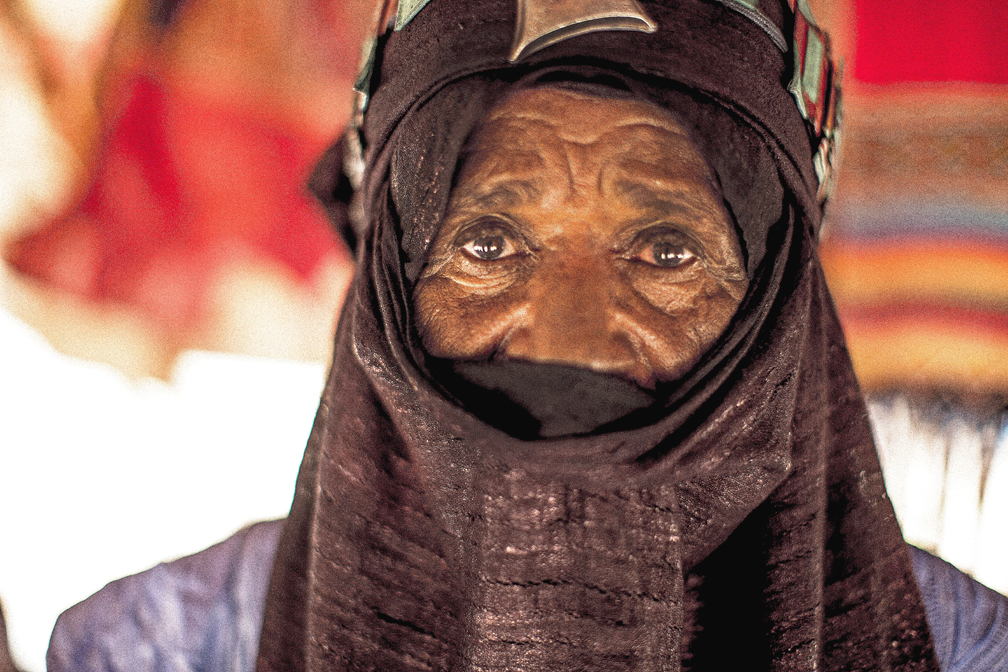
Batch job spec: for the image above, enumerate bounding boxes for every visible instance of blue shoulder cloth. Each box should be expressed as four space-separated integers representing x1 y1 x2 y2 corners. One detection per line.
910 546 1008 672
47 520 283 672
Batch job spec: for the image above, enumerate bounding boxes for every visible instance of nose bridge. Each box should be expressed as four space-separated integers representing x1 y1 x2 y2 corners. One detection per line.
540 251 608 328
513 247 638 370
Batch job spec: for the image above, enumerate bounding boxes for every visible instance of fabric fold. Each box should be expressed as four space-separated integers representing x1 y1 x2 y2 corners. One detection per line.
255 1 940 669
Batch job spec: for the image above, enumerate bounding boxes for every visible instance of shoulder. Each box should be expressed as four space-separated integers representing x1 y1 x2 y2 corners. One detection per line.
48 527 1008 672
909 545 1008 672
47 519 284 672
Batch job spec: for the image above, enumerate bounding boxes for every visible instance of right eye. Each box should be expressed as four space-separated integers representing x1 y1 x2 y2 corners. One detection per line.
457 221 524 261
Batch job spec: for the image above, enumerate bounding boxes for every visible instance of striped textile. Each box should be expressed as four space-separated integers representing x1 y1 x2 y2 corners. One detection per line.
817 0 1008 395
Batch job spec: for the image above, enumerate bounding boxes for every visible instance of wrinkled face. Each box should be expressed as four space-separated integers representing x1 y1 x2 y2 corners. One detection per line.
414 87 748 386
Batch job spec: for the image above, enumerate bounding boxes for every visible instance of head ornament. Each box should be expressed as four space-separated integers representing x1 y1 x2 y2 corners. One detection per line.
350 0 841 211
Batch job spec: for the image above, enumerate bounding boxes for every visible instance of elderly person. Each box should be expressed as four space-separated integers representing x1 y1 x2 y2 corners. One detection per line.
48 0 1008 671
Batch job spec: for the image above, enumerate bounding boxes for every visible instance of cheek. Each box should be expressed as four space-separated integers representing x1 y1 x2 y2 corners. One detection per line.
414 273 529 358
640 274 744 332
621 271 747 378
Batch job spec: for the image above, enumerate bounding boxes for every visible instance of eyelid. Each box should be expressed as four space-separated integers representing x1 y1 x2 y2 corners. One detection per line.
451 216 532 253
622 224 705 260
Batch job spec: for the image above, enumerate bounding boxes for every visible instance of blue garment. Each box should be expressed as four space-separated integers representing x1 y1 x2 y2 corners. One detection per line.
909 546 1008 671
47 520 281 672
47 520 1008 672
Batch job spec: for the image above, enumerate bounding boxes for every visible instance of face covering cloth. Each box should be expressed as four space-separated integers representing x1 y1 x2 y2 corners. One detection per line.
255 1 940 669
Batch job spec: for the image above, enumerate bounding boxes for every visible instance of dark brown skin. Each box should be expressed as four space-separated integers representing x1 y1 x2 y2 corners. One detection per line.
414 88 748 387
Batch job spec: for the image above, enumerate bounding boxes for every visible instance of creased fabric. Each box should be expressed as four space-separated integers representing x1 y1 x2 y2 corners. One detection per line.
41 520 1008 672
256 0 941 670
47 520 282 672
910 547 1008 672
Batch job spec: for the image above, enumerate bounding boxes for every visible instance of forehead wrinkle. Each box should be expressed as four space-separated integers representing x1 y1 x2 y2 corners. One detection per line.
503 118 687 148
487 89 693 143
594 119 692 145
477 114 561 147
466 91 707 208
602 128 709 167
452 179 545 213
603 143 717 191
602 144 716 189
468 138 581 207
456 137 546 191
578 127 702 200
611 177 720 215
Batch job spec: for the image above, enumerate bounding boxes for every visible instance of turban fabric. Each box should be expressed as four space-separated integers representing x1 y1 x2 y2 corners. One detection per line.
255 0 940 669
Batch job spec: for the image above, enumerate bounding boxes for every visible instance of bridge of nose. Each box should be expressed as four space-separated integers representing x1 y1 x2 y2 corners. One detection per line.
502 245 642 376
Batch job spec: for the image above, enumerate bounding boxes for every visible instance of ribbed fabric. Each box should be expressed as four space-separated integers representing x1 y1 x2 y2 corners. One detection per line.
43 521 1008 672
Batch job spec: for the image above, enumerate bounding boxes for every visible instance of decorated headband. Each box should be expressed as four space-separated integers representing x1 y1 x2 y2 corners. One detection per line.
346 0 841 205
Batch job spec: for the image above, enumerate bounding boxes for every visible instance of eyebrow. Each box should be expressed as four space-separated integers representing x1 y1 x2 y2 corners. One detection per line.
611 177 719 217
453 178 544 212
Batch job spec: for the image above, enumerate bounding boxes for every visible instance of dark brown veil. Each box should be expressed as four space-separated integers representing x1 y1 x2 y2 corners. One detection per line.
255 1 940 669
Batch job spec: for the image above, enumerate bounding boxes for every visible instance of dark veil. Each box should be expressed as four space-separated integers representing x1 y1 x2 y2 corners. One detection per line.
256 1 940 669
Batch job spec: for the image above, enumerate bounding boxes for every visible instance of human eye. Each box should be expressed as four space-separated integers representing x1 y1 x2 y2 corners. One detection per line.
629 226 700 269
456 219 526 261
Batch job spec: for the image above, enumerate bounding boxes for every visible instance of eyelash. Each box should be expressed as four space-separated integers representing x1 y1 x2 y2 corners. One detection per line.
447 219 702 269
627 226 703 268
454 219 527 261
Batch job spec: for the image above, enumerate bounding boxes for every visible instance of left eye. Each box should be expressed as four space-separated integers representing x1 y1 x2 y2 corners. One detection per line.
632 231 698 268
645 241 694 267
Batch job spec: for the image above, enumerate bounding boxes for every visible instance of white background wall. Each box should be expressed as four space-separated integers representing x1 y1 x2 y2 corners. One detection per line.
0 301 325 672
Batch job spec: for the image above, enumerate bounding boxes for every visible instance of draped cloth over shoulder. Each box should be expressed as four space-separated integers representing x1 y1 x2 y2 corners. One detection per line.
256 0 941 670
